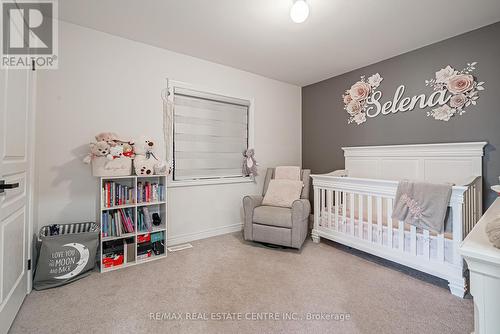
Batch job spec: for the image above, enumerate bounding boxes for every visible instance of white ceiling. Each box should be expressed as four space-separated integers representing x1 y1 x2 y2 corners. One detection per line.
59 0 500 86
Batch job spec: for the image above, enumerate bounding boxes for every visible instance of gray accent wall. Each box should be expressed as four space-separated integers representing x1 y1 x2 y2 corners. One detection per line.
302 22 500 209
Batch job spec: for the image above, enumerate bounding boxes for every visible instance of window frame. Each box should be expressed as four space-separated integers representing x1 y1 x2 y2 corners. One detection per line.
167 80 255 188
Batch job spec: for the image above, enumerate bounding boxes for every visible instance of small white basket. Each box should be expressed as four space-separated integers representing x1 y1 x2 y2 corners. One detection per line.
91 156 132 177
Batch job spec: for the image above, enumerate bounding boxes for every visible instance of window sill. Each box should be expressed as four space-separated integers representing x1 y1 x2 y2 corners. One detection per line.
168 176 254 188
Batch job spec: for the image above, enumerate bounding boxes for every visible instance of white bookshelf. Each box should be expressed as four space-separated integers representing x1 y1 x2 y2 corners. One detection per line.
98 175 167 272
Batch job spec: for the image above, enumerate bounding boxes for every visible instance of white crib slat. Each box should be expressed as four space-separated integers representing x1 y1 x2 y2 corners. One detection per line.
423 229 430 259
410 226 417 256
437 233 445 262
452 201 464 265
358 194 364 239
314 187 320 231
377 196 382 245
323 189 327 226
367 195 373 242
349 193 355 235
334 190 339 231
398 221 404 252
387 198 393 248
327 189 332 229
342 191 347 233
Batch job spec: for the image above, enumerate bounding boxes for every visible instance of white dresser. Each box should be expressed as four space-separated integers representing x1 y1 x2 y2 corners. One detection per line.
460 198 500 334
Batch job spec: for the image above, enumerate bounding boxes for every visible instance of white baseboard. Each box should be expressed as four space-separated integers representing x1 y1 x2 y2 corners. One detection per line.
167 223 243 246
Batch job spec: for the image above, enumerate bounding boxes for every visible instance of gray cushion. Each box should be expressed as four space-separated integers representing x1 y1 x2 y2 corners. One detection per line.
253 206 292 228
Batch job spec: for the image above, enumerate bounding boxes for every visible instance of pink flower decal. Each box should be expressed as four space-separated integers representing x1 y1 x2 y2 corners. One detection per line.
342 74 382 125
447 74 474 95
349 81 371 101
449 94 467 109
426 62 484 121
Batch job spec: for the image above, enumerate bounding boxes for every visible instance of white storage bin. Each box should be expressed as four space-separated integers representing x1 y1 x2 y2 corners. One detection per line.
91 156 132 177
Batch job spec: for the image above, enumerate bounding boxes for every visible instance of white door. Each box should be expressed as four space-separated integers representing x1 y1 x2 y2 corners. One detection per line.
0 63 34 333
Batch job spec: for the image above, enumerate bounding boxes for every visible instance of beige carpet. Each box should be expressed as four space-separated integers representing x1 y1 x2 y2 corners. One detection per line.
10 233 473 334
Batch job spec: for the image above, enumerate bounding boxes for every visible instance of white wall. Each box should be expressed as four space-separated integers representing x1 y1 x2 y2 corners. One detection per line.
34 21 301 244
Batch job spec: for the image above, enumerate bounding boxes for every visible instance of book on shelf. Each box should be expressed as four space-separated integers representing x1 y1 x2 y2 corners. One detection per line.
101 208 135 238
102 181 135 208
137 207 154 232
137 181 165 204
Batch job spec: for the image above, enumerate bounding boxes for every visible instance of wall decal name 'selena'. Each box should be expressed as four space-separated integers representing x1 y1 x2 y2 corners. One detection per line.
342 62 485 125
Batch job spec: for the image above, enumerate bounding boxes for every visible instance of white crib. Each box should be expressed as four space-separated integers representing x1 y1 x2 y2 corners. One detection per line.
311 142 487 297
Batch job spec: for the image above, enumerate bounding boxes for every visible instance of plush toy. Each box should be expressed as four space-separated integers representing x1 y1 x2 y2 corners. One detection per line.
95 132 119 147
121 142 135 158
83 141 110 164
133 136 155 157
133 136 167 175
154 161 168 175
49 224 60 236
242 148 258 177
134 155 157 175
107 145 124 160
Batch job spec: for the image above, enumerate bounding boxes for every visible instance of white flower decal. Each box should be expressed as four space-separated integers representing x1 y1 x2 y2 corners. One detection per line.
353 112 367 125
367 73 383 88
435 65 456 84
429 105 455 122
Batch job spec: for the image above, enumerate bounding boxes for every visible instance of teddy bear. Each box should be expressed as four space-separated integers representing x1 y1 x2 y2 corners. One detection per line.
133 136 155 156
95 132 119 147
113 139 135 158
83 141 110 164
107 145 124 160
133 136 167 175
121 142 135 158
134 155 157 175
242 148 258 177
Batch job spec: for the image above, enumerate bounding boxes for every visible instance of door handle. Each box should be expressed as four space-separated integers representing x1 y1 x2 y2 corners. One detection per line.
0 180 19 194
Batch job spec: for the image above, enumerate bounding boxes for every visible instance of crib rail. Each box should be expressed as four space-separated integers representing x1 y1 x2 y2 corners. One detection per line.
461 176 482 239
312 175 478 266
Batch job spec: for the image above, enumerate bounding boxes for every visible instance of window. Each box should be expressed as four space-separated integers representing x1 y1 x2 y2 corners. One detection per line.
172 86 250 182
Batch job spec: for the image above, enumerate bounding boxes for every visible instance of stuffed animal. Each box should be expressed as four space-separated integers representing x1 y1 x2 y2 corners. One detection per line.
242 148 258 177
133 136 167 175
154 161 168 175
83 141 110 164
95 132 119 147
107 145 124 160
134 155 157 175
133 136 155 157
121 142 135 158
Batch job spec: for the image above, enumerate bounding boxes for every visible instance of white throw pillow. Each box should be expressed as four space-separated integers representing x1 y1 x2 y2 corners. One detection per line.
262 179 303 208
274 166 301 180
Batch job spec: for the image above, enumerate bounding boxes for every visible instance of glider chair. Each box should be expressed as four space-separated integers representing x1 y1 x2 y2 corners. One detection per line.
243 168 311 249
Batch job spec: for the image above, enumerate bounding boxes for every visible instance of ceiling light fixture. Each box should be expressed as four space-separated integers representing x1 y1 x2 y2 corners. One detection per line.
290 0 309 23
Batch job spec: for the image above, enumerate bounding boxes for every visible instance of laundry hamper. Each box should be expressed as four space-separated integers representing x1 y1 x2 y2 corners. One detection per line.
33 222 99 290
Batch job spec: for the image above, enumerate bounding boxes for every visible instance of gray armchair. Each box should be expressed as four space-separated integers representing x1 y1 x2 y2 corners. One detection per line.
243 168 311 249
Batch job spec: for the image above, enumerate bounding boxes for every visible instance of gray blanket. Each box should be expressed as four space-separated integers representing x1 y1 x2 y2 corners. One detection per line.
392 180 452 233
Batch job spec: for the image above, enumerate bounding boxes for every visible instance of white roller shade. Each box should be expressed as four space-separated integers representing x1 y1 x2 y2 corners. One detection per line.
173 88 249 181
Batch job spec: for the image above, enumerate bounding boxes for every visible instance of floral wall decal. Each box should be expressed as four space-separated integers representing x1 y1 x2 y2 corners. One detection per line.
425 62 485 121
342 73 383 125
341 62 485 125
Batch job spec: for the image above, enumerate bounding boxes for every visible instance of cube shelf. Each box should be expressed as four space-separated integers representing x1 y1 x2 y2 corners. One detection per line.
98 175 167 272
